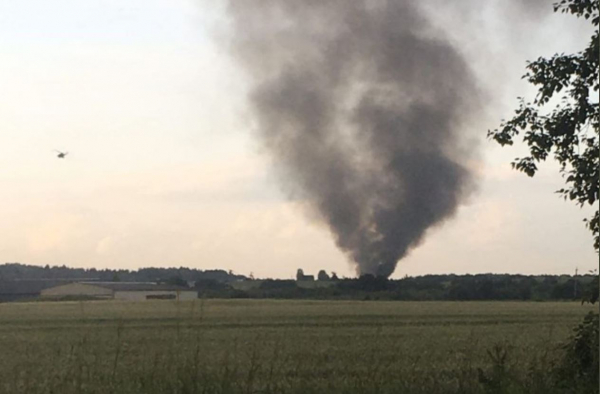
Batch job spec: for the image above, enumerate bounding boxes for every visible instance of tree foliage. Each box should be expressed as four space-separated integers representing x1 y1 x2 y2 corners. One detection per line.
488 0 599 251
556 312 599 393
0 263 247 283
317 270 330 281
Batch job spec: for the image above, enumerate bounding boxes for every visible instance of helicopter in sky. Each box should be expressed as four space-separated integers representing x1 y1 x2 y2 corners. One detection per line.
54 150 68 159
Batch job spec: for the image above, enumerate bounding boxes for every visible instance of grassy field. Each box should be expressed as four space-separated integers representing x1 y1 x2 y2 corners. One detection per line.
0 299 594 394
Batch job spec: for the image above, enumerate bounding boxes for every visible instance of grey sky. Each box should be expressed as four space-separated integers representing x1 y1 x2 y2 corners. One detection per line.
0 0 596 278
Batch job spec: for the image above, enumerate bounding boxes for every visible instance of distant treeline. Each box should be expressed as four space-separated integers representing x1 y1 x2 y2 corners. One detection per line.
216 274 598 301
0 263 246 283
1 263 596 301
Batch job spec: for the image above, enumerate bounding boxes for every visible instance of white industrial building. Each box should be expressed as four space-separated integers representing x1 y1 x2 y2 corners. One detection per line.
40 282 197 301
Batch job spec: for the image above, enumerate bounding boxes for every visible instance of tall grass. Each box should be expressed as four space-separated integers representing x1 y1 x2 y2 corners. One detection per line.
0 300 594 394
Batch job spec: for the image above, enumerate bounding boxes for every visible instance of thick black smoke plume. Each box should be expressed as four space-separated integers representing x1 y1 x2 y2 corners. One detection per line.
227 0 480 277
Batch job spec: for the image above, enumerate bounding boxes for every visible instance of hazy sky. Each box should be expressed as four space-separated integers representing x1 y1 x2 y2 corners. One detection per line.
0 0 597 279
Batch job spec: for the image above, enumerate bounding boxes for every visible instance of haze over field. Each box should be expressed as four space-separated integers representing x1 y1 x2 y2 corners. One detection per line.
0 0 596 278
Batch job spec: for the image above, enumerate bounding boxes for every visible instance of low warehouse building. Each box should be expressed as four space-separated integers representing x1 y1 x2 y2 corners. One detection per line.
41 282 197 301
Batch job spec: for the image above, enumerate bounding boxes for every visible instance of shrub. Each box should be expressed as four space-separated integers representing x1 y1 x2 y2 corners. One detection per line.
555 311 599 393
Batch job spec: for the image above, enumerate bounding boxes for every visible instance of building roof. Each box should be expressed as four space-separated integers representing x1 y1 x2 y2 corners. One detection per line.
79 282 193 292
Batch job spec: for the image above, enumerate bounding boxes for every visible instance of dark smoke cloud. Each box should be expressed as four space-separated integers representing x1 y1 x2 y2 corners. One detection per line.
227 0 480 277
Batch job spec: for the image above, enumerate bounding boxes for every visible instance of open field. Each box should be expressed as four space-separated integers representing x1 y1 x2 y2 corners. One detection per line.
0 300 594 394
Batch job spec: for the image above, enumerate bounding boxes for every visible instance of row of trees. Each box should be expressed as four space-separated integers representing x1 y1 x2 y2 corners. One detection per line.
2 262 595 302
0 263 246 283
196 273 597 301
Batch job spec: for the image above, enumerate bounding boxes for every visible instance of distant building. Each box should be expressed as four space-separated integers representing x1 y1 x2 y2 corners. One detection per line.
40 282 197 301
296 269 315 282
